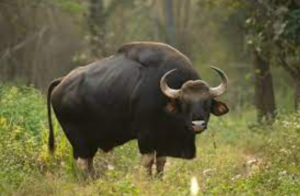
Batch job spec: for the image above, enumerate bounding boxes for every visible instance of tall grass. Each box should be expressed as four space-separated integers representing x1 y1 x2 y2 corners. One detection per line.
0 84 299 195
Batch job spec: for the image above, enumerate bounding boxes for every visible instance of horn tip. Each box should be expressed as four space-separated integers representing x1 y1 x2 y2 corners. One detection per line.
210 66 220 71
210 66 227 77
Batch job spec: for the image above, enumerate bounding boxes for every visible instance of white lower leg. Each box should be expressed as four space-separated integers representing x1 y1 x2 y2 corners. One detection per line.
77 157 95 177
156 156 167 177
140 153 155 176
87 158 94 175
77 157 89 171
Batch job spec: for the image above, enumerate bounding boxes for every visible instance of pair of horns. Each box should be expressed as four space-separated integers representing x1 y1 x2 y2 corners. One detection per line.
160 66 228 99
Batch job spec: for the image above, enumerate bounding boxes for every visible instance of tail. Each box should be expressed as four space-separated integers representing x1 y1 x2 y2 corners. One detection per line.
47 77 63 155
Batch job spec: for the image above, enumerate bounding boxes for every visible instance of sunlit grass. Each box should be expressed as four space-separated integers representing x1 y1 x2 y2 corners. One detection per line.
0 85 299 195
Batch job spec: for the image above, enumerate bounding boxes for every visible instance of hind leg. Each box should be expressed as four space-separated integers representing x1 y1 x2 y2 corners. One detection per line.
59 122 97 177
73 145 97 177
155 155 167 178
140 152 155 176
76 157 95 176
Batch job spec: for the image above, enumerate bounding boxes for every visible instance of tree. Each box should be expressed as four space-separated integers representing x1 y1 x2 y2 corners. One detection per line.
164 0 176 46
87 0 108 58
275 2 300 110
87 0 134 59
244 1 277 123
245 0 300 111
252 50 276 123
0 0 85 89
152 0 192 57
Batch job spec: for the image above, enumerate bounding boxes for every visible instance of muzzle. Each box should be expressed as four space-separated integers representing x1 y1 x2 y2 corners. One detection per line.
192 120 206 134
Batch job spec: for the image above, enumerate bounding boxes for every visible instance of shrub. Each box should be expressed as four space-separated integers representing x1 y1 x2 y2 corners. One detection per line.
0 84 299 195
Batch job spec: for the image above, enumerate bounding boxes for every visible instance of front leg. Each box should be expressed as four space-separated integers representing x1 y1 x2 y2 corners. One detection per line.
140 152 155 176
155 156 167 178
76 157 95 178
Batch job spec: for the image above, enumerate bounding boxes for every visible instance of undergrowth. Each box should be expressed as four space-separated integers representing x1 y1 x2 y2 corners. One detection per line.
0 85 299 195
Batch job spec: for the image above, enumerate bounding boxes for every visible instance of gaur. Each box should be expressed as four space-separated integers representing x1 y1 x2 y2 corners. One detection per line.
47 41 229 177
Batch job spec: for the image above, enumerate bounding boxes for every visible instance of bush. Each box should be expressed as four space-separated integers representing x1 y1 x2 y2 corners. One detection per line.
0 85 46 135
0 84 299 195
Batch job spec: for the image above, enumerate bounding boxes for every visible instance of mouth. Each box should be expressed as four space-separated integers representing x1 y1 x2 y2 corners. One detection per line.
191 120 206 134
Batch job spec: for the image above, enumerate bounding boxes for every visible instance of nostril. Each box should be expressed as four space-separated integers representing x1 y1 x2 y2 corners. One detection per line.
191 120 207 133
192 120 206 128
195 121 206 127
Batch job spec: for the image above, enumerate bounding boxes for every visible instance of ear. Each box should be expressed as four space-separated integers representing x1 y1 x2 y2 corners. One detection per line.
211 99 229 116
165 100 178 114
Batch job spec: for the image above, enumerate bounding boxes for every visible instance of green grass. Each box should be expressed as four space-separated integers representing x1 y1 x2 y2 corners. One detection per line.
0 84 299 195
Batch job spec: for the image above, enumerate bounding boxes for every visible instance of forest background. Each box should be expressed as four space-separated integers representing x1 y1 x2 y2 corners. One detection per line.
0 0 300 195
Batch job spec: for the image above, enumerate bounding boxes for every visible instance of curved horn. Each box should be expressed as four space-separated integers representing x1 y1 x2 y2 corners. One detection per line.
160 69 181 99
209 66 228 97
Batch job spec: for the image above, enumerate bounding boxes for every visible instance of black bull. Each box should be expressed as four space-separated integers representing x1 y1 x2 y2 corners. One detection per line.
47 42 229 176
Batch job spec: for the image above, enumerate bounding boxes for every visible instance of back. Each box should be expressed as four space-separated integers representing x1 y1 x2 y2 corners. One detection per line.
51 54 143 138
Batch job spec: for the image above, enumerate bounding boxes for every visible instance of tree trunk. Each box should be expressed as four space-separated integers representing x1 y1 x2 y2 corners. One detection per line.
277 44 300 111
88 0 108 58
296 46 300 110
252 50 276 124
294 79 300 110
164 0 176 46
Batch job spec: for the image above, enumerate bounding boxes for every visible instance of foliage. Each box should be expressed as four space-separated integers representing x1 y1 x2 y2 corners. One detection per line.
0 0 295 110
244 0 300 65
0 84 72 194
243 0 300 110
0 0 84 89
53 0 86 14
0 0 300 195
0 85 299 195
0 85 45 133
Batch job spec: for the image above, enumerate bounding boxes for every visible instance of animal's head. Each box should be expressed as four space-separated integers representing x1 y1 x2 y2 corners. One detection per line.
160 67 229 134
